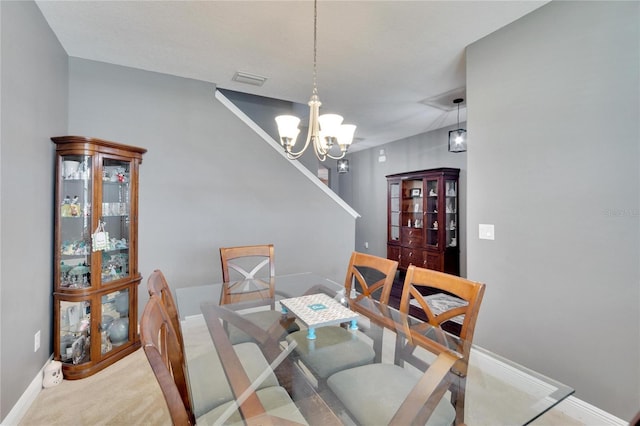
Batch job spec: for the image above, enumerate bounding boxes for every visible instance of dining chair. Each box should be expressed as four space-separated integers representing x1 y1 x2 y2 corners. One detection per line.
220 244 276 305
147 269 185 348
344 251 400 305
140 294 198 425
219 244 299 344
398 264 486 425
141 295 307 425
286 252 399 380
146 270 284 419
327 351 459 425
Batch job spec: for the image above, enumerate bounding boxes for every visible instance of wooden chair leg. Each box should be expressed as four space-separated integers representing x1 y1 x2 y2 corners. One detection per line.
450 374 466 425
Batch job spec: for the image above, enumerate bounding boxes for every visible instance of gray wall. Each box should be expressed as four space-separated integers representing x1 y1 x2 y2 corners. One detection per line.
67 59 356 322
339 126 467 276
467 1 639 419
0 1 68 420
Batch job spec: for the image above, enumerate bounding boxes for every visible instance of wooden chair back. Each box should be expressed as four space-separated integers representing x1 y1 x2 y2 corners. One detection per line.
140 295 195 425
399 265 485 352
219 244 276 306
399 264 485 425
344 251 399 304
220 244 275 282
147 269 184 348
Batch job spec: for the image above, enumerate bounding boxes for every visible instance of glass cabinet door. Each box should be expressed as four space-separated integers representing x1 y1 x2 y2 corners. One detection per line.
389 182 400 241
101 288 130 354
425 179 439 247
58 299 92 365
59 155 92 289
402 178 424 229
445 179 458 247
100 158 132 284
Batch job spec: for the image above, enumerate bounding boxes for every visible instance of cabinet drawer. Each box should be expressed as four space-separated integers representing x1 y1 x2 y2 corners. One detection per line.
401 227 424 247
401 247 427 269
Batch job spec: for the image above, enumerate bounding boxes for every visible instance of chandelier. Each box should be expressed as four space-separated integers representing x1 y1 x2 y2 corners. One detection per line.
275 0 356 161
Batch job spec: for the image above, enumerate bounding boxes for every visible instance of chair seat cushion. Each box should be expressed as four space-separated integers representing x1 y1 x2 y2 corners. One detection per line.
286 326 375 379
188 342 279 417
197 386 308 425
327 363 455 426
228 310 300 344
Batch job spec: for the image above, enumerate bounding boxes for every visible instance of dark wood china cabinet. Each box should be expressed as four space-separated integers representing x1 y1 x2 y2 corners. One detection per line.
386 168 460 276
52 136 146 379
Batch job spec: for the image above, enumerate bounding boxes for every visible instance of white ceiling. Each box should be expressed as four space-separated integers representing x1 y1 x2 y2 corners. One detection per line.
36 0 547 152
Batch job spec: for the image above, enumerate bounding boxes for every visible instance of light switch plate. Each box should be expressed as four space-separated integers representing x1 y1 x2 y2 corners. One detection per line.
479 224 495 240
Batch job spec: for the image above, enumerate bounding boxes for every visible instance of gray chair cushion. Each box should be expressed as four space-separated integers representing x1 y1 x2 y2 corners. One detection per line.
286 326 375 379
188 342 279 417
228 310 299 344
327 363 455 426
197 386 308 425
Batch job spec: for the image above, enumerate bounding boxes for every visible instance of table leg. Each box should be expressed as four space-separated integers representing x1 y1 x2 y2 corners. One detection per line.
307 328 317 340
349 320 358 331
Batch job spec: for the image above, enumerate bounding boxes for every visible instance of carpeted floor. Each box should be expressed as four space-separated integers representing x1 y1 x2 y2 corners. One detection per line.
18 319 584 426
19 348 171 426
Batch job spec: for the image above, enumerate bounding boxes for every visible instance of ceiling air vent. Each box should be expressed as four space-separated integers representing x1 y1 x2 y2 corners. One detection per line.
232 71 267 87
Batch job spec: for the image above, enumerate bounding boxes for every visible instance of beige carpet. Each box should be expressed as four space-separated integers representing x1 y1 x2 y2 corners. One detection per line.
19 349 171 426
18 320 583 426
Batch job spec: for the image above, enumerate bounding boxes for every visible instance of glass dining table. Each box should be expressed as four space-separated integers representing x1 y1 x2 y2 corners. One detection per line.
175 272 573 425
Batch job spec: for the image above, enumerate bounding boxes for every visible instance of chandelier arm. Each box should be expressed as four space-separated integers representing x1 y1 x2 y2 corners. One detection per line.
283 127 313 160
283 94 320 159
325 151 346 160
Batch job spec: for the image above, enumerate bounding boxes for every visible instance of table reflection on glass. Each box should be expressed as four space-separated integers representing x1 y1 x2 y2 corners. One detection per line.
175 272 573 425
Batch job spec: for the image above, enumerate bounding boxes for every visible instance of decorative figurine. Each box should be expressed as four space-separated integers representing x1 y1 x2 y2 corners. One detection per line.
42 360 63 388
108 264 118 277
433 220 438 230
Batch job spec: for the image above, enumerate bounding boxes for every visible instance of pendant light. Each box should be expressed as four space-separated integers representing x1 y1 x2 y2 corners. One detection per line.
448 98 467 153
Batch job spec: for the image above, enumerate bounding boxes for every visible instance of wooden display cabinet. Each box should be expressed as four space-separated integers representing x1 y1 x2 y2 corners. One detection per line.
52 136 146 379
386 168 460 276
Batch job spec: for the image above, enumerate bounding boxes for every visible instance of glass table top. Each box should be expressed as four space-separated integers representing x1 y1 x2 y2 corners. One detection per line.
175 272 573 425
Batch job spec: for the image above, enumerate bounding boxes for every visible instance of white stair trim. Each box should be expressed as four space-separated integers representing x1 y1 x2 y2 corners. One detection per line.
214 89 360 219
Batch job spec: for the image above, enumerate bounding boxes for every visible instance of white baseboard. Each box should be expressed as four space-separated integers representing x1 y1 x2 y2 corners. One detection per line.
470 348 626 425
0 356 51 426
554 396 627 426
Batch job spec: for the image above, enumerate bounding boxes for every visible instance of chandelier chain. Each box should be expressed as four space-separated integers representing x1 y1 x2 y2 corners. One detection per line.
312 0 318 96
